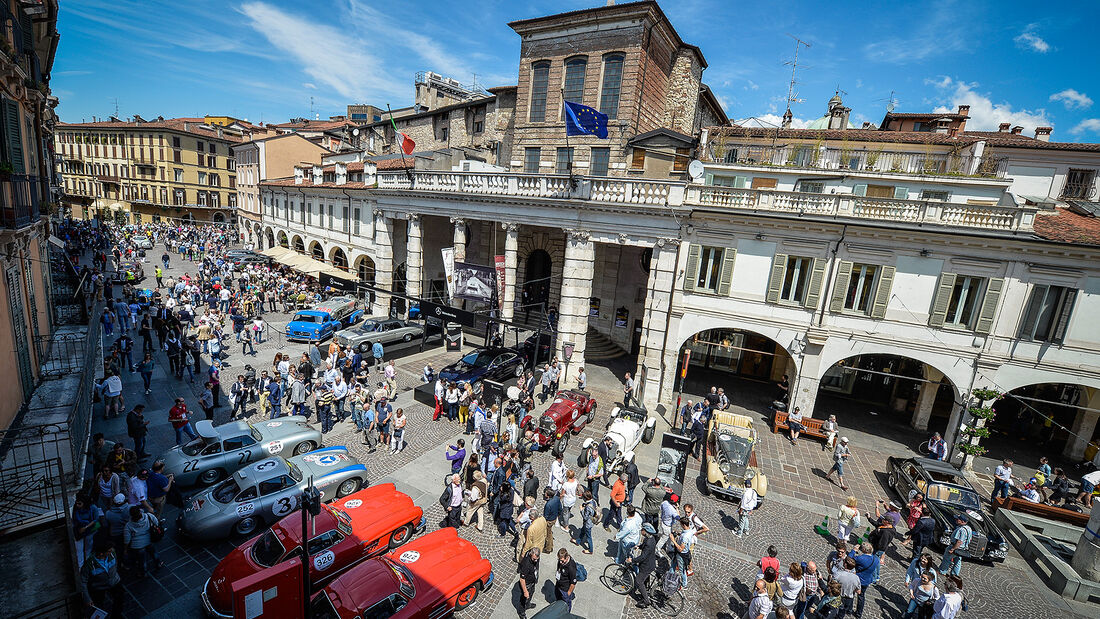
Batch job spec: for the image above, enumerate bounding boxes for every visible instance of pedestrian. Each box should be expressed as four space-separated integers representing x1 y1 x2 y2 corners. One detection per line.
498 480 518 537
137 353 154 394
72 492 104 568
931 578 963 619
868 511 897 584
825 437 851 490
615 504 642 564
376 396 393 447
199 382 215 420
938 513 972 578
836 496 860 543
549 452 567 492
440 474 464 528
384 359 398 395
80 539 124 618
585 448 603 504
641 477 668 528
683 503 708 575
230 375 248 419
905 571 940 618
576 366 586 390
738 477 759 537
315 383 335 433
623 451 640 504
464 470 489 531
168 397 197 445
659 492 680 540
101 371 123 419
821 414 839 452
848 542 879 618
795 561 823 619
93 465 120 511
146 461 173 519
554 548 578 611
787 406 805 444
833 557 861 617
391 407 407 453
603 472 627 530
560 470 578 533
445 382 461 422
575 489 596 554
778 562 804 612
517 547 539 619
446 439 466 474
126 404 150 459
991 459 1020 502
1076 469 1100 508
746 579 775 619
542 487 560 553
103 493 129 562
814 580 845 619
372 340 384 369
240 323 254 355
622 372 635 406
123 506 163 576
906 511 937 560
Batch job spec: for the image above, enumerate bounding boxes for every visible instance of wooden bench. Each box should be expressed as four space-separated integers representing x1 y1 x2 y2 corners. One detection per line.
992 495 1090 527
772 411 830 443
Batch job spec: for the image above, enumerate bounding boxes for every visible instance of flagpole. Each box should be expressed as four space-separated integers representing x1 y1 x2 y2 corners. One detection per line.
387 104 414 184
561 88 576 189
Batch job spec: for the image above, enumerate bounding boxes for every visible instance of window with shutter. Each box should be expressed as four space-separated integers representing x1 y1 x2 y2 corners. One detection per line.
973 277 1004 334
893 186 909 200
766 254 788 304
944 275 985 329
869 266 895 319
716 249 737 296
1019 284 1077 344
852 184 867 197
683 244 700 293
803 258 828 309
829 261 854 312
928 273 957 328
3 98 26 173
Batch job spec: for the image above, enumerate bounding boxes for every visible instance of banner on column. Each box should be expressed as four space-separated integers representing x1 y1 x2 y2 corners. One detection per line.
441 247 455 299
453 261 497 303
494 255 506 310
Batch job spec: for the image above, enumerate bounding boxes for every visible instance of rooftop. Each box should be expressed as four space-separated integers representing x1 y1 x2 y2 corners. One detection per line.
57 118 247 142
1032 207 1100 246
708 125 1100 153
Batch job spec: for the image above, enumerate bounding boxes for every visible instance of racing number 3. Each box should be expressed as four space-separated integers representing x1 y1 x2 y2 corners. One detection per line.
273 496 295 516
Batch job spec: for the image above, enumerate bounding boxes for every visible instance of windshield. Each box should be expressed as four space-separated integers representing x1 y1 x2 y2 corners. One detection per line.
250 529 287 568
213 479 242 504
181 438 205 456
619 407 646 423
308 592 340 619
249 425 263 442
927 483 981 510
357 321 382 333
383 557 417 599
287 462 303 483
292 314 323 324
717 434 752 466
459 351 492 368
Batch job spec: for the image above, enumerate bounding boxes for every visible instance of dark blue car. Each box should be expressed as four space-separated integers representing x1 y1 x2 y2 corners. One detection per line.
438 347 526 385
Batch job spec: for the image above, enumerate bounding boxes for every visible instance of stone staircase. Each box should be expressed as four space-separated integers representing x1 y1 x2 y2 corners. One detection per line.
585 327 628 361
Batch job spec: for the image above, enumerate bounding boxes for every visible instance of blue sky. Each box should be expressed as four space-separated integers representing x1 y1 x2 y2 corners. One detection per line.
54 0 1100 141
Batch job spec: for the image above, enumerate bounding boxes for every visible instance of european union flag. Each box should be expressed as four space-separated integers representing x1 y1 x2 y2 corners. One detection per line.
564 100 609 139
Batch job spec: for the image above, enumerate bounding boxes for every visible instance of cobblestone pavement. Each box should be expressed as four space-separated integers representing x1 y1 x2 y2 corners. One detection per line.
87 242 1093 619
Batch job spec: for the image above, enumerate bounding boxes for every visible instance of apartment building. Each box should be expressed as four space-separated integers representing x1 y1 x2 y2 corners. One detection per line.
54 117 245 225
233 133 331 245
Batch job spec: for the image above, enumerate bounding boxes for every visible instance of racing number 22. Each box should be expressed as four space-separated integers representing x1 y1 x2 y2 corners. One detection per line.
237 451 252 466
183 460 198 472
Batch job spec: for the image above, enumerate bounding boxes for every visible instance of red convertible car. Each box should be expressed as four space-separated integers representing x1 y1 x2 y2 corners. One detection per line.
310 527 494 618
520 389 598 456
201 483 424 617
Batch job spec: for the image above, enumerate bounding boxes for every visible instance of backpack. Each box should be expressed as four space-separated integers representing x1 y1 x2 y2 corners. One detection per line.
575 562 588 582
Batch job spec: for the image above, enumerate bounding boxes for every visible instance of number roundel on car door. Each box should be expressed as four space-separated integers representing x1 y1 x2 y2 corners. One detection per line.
272 494 297 517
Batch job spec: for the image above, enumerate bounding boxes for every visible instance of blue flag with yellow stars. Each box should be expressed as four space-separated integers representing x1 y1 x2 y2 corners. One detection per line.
564 100 609 139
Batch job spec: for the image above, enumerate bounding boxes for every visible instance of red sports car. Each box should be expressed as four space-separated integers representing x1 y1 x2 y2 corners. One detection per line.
310 527 494 619
201 483 425 617
520 389 598 456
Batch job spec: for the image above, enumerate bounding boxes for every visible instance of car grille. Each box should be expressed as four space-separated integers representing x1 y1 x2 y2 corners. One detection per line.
540 418 555 434
968 534 987 556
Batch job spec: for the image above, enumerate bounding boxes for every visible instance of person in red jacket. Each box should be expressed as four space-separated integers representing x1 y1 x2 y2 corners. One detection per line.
169 398 198 445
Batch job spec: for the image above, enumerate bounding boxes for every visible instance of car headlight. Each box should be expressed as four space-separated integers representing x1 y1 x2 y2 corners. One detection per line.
719 463 730 474
744 469 756 481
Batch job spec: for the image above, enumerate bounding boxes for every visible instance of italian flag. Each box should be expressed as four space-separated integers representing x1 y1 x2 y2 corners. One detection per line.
390 115 415 155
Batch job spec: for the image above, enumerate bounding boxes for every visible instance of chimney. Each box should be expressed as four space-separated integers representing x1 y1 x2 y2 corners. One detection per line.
957 104 970 116
1011 125 1023 135
998 122 1011 132
1034 126 1052 141
781 108 793 129
862 121 872 129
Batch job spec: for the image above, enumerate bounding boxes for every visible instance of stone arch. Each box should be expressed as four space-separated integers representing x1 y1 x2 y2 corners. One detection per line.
277 230 289 248
212 212 226 223
309 241 325 261
292 235 305 254
264 227 275 249
354 255 376 283
517 228 566 315
990 366 1100 396
816 341 972 399
330 246 349 271
674 324 799 393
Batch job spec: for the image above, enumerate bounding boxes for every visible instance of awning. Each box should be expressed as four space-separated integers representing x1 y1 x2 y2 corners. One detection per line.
260 246 350 279
48 235 66 249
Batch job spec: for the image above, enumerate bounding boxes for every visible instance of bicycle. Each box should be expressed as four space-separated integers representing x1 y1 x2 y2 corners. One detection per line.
602 561 685 617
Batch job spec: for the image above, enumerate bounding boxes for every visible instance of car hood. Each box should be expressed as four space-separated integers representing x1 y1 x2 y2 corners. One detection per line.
387 527 485 583
333 329 368 343
606 418 640 447
928 502 1002 540
206 532 275 613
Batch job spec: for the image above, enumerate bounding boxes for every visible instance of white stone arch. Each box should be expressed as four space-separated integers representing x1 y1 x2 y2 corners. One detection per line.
276 230 289 248
671 314 803 363
264 227 275 249
815 339 971 402
989 365 1100 396
517 228 566 312
292 235 305 254
329 245 350 271
308 240 325 261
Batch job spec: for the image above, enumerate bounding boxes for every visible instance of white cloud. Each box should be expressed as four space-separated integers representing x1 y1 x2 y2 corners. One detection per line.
302 83 317 90
928 77 1052 132
1049 89 1092 110
738 114 810 129
1071 119 1100 135
1014 25 1050 53
744 80 759 91
862 10 968 64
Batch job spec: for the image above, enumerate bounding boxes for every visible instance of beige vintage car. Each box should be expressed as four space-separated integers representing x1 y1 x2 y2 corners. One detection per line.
703 411 768 502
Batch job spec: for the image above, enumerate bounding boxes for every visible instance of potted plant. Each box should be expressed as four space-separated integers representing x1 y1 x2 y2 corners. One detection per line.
0 160 14 180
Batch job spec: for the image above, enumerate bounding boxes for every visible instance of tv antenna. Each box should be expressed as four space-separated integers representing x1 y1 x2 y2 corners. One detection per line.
783 34 811 116
111 97 119 118
310 96 315 117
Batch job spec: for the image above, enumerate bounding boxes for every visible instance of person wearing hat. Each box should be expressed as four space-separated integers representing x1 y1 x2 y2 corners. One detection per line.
825 436 852 490
103 492 130 565
938 512 973 577
627 521 659 609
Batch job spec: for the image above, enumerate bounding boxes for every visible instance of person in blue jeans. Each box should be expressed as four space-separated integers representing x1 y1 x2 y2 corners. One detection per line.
574 490 596 553
991 459 1018 501
847 542 878 618
669 516 696 589
939 514 972 577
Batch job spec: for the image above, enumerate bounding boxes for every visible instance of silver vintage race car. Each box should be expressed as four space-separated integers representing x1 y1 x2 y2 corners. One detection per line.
178 447 369 540
333 317 425 352
160 417 322 486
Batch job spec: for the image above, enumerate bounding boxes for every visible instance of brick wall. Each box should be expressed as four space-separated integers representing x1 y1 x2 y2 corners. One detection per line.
364 94 513 167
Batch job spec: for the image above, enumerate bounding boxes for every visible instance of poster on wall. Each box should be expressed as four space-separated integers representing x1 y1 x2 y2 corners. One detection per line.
494 255 506 310
589 297 600 317
441 247 455 299
453 261 497 303
614 306 629 328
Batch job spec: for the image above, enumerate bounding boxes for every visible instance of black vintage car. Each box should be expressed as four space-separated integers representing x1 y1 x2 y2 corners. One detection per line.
885 457 1008 562
655 432 693 497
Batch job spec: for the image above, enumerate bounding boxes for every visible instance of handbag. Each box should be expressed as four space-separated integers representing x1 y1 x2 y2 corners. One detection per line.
148 515 165 543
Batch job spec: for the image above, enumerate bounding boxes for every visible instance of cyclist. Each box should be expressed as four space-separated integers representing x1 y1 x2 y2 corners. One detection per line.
626 522 659 609
925 433 947 461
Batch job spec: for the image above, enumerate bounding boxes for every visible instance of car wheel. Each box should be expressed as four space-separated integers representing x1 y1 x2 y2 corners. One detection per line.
586 401 597 425
888 473 897 489
454 583 480 609
293 440 316 456
553 434 569 457
514 364 523 377
642 424 656 444
200 468 224 485
337 478 361 498
403 333 413 342
234 516 261 537
388 523 414 549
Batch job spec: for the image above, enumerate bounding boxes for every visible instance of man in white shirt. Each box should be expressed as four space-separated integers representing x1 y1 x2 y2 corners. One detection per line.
549 453 567 492
1076 469 1100 508
931 579 963 619
738 478 759 538
103 372 124 418
615 505 642 564
746 579 774 619
992 459 1019 502
332 376 349 422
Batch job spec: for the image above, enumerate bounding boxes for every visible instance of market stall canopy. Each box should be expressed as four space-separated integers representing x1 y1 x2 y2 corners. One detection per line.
259 246 350 279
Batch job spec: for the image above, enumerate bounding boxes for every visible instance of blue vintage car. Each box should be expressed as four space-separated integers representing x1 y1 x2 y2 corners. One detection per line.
285 296 364 342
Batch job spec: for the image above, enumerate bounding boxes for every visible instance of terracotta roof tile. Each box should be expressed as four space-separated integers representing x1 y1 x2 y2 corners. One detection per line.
347 162 365 172
57 118 246 142
1032 207 1100 246
372 158 415 170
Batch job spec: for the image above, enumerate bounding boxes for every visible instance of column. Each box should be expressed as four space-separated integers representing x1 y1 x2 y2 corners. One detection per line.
637 238 680 404
405 214 423 311
1065 388 1100 460
372 209 393 316
501 222 519 326
556 229 595 385
451 217 466 262
910 368 945 431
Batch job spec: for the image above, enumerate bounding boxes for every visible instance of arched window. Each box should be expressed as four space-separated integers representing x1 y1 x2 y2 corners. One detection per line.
600 53 625 119
562 56 587 119
529 61 551 122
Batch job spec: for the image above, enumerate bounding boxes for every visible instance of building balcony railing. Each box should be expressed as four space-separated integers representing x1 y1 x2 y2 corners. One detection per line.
687 185 1031 232
377 170 685 206
706 143 1008 179
1 173 41 229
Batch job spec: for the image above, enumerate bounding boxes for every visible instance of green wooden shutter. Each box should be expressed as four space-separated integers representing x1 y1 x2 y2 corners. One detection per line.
852 184 867 197
928 272 957 328
766 254 788 304
870 265 896 319
3 99 25 174
683 244 700 293
716 248 737 296
829 261 854 312
893 186 909 200
803 258 828 309
974 277 1005 334
704 173 713 185
734 176 748 189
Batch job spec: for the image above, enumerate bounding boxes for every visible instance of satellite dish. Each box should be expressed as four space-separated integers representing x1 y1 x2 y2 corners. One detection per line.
886 102 896 112
687 159 704 179
352 128 360 136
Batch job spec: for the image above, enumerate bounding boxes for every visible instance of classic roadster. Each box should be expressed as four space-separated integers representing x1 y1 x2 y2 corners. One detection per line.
160 417 321 486
178 447 368 540
582 403 656 476
885 456 1008 562
201 483 425 618
703 411 768 502
519 389 598 457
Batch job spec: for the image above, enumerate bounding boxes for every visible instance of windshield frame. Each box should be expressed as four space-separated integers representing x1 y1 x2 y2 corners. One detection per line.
181 438 205 456
460 351 492 368
250 529 287 568
716 433 752 467
291 314 324 324
382 557 417 599
287 462 303 483
212 479 242 504
927 483 981 510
